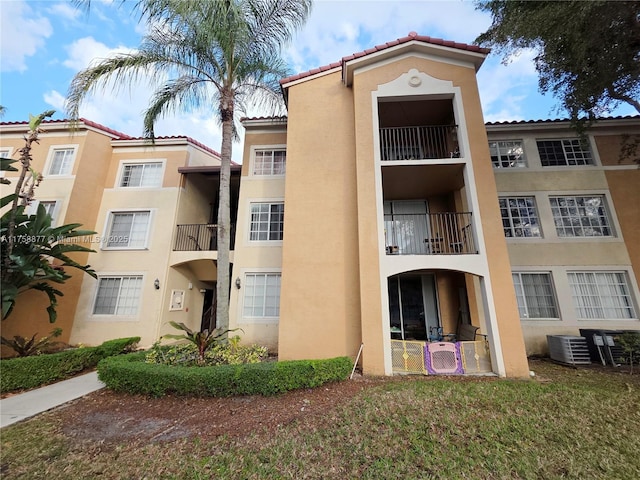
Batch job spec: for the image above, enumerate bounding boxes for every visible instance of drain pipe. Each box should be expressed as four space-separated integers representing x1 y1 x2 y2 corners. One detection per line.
351 343 364 379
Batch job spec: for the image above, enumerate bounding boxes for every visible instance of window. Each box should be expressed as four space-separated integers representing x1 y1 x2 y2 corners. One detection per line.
120 162 163 187
249 202 284 241
243 273 281 317
93 276 143 315
0 148 10 158
106 211 151 248
512 272 559 319
490 140 525 168
27 200 59 224
550 195 611 237
568 271 637 319
253 149 286 176
47 148 75 175
537 139 593 166
499 196 541 238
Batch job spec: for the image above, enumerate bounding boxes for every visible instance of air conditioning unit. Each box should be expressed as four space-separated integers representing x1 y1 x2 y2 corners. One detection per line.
547 335 591 366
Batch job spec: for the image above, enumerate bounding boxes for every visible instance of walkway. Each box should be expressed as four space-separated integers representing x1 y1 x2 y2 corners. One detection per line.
0 371 105 428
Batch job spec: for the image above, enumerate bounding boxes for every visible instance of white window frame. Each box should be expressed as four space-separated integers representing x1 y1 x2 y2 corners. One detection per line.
116 160 165 188
102 209 153 250
499 196 542 238
549 194 613 238
92 274 144 316
44 145 78 177
249 145 286 177
248 201 284 242
512 272 560 320
490 140 526 168
241 272 282 320
0 147 12 158
568 271 638 320
536 138 594 167
26 199 62 226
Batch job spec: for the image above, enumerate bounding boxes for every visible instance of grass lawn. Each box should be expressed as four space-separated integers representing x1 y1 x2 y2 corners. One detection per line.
1 360 639 479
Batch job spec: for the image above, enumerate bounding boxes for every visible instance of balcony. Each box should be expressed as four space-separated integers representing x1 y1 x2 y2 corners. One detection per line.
384 212 476 255
380 125 459 161
174 224 236 251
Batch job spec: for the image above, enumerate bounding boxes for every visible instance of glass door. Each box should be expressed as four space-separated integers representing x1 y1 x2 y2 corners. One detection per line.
389 273 440 341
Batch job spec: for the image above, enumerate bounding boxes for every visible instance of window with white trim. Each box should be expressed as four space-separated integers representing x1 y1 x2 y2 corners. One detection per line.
253 149 286 175
490 140 525 168
47 148 75 175
93 275 143 315
568 271 637 319
249 202 284 241
0 148 10 158
550 195 612 237
106 211 151 248
27 200 59 224
499 196 541 238
537 139 593 166
512 272 559 319
243 273 281 317
120 162 163 187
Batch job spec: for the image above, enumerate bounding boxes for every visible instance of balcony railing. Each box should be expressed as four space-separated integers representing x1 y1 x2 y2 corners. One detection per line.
380 125 459 161
174 224 236 251
384 212 476 255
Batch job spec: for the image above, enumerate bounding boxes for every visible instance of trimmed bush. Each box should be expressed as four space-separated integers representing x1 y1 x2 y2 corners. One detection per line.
0 337 139 393
97 352 353 397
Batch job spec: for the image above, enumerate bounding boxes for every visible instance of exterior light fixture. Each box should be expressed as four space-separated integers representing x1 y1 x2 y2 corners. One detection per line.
235 277 241 289
154 278 160 290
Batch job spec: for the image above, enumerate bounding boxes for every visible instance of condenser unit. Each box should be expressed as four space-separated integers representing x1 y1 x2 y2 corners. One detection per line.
547 335 591 366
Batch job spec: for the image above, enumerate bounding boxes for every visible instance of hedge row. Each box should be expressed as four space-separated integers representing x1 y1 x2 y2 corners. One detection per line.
97 352 353 397
0 337 140 393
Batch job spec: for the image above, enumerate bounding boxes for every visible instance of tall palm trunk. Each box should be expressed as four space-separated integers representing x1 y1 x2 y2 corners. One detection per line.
215 90 234 332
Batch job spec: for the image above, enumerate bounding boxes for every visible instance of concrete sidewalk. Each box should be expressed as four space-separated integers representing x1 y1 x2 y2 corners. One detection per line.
0 371 105 428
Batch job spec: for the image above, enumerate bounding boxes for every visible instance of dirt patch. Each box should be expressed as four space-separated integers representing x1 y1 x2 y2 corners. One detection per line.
55 374 386 446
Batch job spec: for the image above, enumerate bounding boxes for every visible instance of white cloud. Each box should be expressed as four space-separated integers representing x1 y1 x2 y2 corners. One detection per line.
62 36 134 71
48 2 81 22
0 0 53 72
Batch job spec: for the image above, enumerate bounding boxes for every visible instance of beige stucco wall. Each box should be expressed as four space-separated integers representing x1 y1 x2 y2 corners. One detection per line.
278 71 363 362
228 130 287 352
0 127 114 352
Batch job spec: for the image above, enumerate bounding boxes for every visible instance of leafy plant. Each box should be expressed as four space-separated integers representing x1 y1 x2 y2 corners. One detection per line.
616 331 640 374
1 111 97 323
163 321 239 365
0 327 63 357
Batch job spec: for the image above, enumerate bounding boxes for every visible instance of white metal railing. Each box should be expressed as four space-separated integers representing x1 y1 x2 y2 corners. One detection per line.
384 212 476 255
380 125 459 161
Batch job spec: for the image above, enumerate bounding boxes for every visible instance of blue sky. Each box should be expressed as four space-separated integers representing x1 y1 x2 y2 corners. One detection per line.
1 0 636 162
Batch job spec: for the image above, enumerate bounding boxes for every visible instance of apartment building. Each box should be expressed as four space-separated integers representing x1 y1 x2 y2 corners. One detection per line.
2 33 638 377
0 119 223 351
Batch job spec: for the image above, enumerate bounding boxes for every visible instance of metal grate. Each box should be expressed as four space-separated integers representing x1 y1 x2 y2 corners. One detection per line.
391 340 427 374
547 335 591 365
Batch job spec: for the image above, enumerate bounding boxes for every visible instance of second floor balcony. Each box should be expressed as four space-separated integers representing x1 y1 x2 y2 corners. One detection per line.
380 125 459 161
384 212 476 255
174 223 236 251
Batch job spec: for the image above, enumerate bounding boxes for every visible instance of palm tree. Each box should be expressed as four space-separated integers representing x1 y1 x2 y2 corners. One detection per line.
66 0 311 332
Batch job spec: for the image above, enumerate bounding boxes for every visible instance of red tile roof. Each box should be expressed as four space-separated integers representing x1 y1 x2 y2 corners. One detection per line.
280 32 490 86
0 117 223 160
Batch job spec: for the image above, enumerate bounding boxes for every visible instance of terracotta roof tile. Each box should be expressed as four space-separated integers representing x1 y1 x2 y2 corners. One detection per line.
280 32 490 86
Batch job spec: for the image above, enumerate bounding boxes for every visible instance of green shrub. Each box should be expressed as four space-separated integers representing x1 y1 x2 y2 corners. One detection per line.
145 339 268 367
0 336 139 393
98 352 353 397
